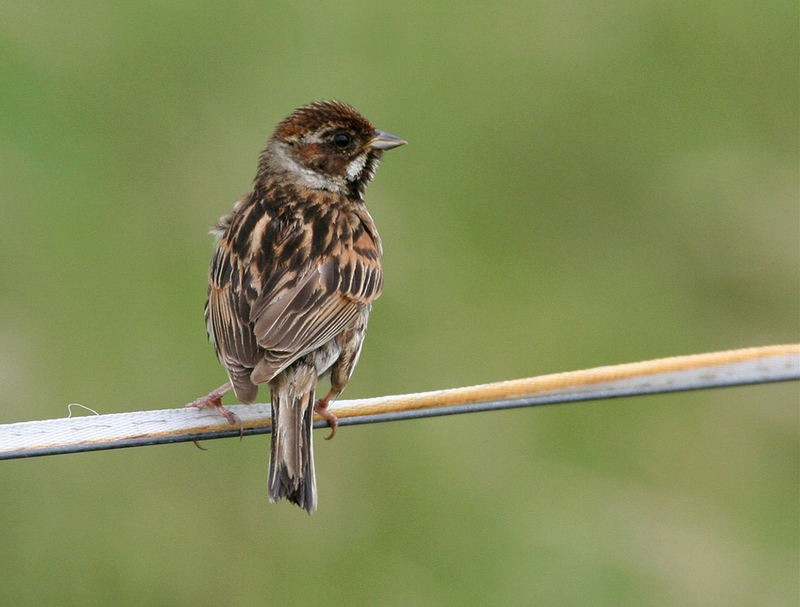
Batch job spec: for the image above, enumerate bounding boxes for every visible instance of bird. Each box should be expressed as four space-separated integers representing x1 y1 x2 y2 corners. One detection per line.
186 101 406 513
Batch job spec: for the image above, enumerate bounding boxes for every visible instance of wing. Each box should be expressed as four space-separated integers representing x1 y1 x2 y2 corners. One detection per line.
250 227 383 385
205 241 262 402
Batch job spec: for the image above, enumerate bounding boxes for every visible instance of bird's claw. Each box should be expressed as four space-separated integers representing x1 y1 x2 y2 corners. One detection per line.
314 398 338 440
185 385 243 437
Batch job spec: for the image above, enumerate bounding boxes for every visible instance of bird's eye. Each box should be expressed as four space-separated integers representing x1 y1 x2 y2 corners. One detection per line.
333 132 352 149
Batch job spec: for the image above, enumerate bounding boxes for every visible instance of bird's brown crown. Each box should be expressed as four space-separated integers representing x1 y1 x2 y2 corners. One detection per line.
273 100 376 143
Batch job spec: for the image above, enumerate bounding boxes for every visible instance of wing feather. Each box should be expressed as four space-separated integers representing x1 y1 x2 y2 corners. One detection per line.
207 191 383 389
249 233 382 384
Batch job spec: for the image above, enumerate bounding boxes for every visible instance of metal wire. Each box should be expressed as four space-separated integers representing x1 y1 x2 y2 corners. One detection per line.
0 344 797 460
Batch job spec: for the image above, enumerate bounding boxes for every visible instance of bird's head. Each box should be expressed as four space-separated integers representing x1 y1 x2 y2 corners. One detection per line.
256 100 406 199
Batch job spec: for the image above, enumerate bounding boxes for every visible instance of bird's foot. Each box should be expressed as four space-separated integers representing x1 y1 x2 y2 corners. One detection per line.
314 392 339 440
185 382 241 430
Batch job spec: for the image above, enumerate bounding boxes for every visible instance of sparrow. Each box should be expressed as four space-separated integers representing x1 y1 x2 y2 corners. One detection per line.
187 101 406 513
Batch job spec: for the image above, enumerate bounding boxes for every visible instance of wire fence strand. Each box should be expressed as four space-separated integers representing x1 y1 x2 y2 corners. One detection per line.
1 344 797 460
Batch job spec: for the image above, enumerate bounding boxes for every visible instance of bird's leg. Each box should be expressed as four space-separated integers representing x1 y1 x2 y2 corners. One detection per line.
185 382 241 427
314 389 339 440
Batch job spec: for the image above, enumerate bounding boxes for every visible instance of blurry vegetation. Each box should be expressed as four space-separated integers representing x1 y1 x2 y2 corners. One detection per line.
0 2 797 605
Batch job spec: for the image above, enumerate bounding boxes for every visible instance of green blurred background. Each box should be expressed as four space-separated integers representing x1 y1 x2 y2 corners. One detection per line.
1 2 797 605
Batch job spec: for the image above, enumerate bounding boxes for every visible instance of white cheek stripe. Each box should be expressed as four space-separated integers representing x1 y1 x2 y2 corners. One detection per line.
346 153 368 182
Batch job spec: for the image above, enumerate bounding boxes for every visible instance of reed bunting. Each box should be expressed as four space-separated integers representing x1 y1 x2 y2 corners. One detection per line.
187 101 406 512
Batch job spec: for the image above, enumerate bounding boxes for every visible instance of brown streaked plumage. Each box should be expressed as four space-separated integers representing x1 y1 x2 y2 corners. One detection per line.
187 101 406 512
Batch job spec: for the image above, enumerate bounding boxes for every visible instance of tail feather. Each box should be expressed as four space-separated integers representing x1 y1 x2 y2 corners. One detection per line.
268 364 317 513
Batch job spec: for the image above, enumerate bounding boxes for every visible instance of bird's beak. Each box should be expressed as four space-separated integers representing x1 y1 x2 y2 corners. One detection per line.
366 130 407 150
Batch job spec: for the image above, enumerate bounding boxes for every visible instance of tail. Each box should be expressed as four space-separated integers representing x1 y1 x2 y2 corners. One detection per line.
267 364 317 513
